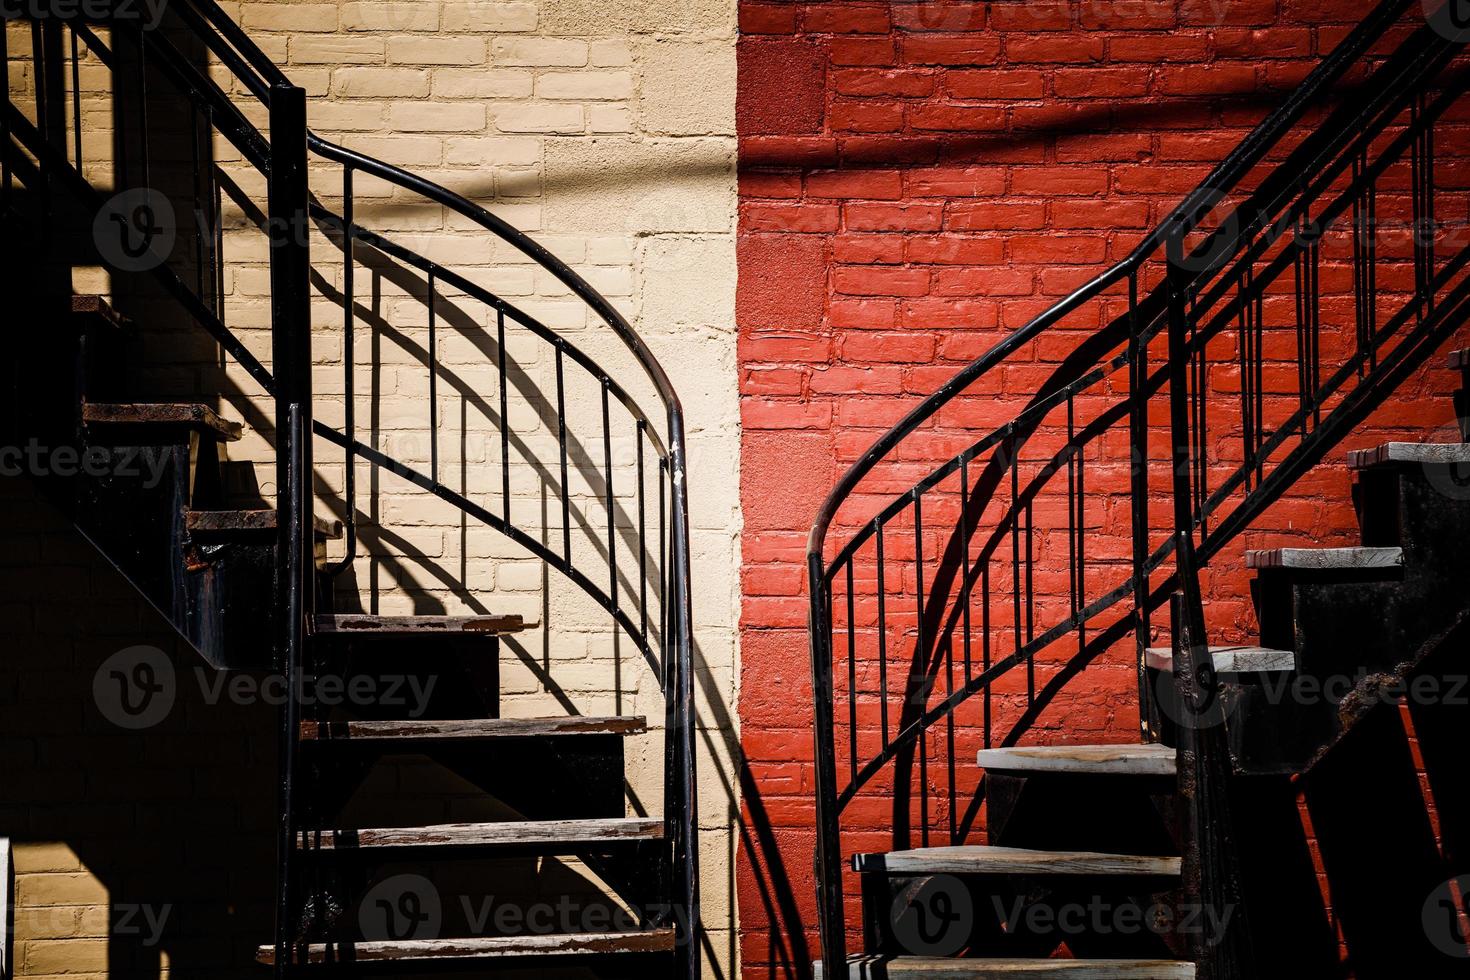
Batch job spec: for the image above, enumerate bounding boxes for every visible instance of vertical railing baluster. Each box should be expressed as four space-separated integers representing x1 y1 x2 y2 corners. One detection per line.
556 344 571 563
603 381 616 614
190 105 204 300
337 166 357 571
498 310 510 522
638 421 648 641
136 26 149 191
846 559 857 784
1010 439 1022 698
1127 269 1154 739
982 564 991 750
876 521 889 748
69 28 79 170
428 270 438 485
1025 499 1034 704
959 456 972 684
1067 396 1078 635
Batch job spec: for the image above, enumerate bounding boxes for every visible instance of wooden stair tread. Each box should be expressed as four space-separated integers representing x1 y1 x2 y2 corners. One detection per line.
816 956 1196 979
298 817 663 851
317 614 531 636
1449 349 1469 369
255 929 678 964
1347 441 1470 469
71 295 131 331
1145 645 1294 674
82 402 243 442
301 716 647 741
1245 546 1402 570
187 509 344 540
976 743 1175 776
852 845 1181 877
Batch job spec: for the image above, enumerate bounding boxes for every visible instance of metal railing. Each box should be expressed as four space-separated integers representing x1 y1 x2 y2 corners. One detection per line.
3 4 698 976
806 1 1470 975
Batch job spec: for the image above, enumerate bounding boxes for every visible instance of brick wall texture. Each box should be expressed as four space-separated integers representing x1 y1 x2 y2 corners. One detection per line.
735 1 1468 976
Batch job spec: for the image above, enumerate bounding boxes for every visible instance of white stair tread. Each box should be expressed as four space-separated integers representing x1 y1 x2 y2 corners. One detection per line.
256 929 676 964
1145 645 1294 674
816 956 1196 978
297 817 663 851
1245 546 1402 570
976 743 1175 776
301 716 647 741
1347 442 1470 469
852 845 1180 877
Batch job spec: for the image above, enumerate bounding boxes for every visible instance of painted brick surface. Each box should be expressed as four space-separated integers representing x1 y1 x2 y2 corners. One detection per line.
735 2 1469 975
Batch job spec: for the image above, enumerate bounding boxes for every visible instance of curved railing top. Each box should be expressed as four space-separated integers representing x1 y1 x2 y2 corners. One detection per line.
174 0 687 440
807 0 1417 572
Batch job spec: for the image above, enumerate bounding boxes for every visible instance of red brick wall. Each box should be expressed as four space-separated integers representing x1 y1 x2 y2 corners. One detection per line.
735 2 1467 977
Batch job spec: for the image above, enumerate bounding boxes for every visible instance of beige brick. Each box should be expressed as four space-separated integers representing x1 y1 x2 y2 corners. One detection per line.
491 37 588 68
242 3 339 32
535 70 633 101
309 101 387 132
431 68 534 100
341 2 440 31
444 136 541 167
331 66 430 98
24 938 110 974
388 36 486 66
442 2 538 32
341 134 445 167
289 36 384 65
16 872 109 907
588 105 633 134
637 39 735 136
492 103 583 134
12 842 82 874
388 102 487 133
589 39 633 68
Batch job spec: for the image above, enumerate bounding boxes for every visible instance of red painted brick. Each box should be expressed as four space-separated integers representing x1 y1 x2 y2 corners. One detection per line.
990 0 1074 31
945 69 1046 99
832 266 930 297
828 36 896 65
1054 66 1154 98
1108 33 1212 62
807 169 905 199
1078 0 1178 30
833 68 938 98
1005 34 1105 63
907 167 1007 197
844 202 944 232
906 235 1005 265
829 98 906 133
1155 64 1260 96
945 201 1048 232
739 234 828 329
890 3 987 33
741 202 842 233
909 103 1007 132
901 34 1002 66
1178 0 1279 26
740 135 840 167
841 331 936 362
739 2 797 33
802 3 890 33
1012 167 1110 197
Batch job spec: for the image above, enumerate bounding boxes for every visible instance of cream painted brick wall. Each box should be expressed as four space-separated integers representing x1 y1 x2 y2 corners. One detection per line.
6 1 739 976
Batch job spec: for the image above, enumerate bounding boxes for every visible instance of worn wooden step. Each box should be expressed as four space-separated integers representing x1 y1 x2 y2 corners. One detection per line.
298 817 663 852
255 929 678 965
976 743 1176 777
1347 442 1470 469
82 402 243 442
70 295 131 331
815 956 1196 979
187 509 344 540
852 845 1181 877
1449 349 1469 370
301 716 647 741
1245 546 1403 571
316 614 531 636
1145 645 1294 674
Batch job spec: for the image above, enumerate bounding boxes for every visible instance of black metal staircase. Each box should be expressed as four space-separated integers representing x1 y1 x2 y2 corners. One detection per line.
3 2 699 976
806 1 1470 977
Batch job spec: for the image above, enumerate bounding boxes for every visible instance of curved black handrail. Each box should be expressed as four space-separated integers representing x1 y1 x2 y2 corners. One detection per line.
806 1 1470 975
